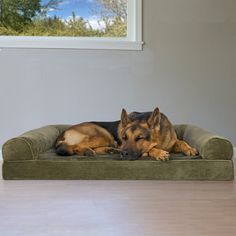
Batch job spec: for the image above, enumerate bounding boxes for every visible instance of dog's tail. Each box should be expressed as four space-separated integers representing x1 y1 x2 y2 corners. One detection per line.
55 143 73 156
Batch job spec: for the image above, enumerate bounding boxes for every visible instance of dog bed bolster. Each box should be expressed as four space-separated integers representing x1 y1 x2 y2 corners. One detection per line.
2 125 62 161
174 125 233 160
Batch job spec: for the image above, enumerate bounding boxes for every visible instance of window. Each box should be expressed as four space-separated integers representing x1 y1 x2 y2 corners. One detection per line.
0 0 143 50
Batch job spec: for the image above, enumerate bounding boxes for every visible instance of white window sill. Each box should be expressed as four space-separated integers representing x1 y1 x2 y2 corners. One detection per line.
0 36 144 50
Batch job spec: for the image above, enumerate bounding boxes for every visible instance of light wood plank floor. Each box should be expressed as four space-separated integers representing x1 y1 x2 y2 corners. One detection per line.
0 160 235 236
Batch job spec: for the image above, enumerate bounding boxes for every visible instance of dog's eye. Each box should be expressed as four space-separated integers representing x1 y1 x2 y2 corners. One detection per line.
122 135 128 141
135 136 144 142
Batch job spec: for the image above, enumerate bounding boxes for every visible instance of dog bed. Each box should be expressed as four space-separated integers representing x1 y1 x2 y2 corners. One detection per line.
2 124 234 180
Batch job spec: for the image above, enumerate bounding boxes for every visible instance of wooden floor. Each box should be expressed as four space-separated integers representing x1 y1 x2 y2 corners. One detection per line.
0 160 236 236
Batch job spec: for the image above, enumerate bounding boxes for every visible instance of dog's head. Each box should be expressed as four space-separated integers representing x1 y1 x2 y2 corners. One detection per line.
119 107 161 160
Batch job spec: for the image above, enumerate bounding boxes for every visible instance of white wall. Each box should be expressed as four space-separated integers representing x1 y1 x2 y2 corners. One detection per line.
0 0 236 146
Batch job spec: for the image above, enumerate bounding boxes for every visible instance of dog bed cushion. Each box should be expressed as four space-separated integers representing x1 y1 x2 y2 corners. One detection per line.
2 124 234 180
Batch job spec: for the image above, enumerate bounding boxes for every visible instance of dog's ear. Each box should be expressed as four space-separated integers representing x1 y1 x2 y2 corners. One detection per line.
121 108 131 127
148 107 161 129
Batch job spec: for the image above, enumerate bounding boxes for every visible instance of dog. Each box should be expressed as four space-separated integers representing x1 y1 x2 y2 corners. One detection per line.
55 107 197 161
118 108 197 160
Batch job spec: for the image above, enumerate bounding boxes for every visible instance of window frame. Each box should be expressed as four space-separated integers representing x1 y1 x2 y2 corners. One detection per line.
0 0 143 50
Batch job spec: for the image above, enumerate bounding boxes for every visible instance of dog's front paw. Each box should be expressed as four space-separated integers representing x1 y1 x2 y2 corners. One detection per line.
155 150 170 161
84 149 96 157
184 147 198 156
149 149 170 161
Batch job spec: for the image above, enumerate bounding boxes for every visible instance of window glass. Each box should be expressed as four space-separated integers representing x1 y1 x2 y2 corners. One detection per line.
0 0 127 37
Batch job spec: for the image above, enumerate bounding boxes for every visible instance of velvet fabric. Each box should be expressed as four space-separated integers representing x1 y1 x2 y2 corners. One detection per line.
2 124 234 180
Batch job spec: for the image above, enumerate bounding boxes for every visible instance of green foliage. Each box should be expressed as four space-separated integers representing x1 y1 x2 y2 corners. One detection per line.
21 15 101 37
0 26 19 35
0 0 127 37
104 17 127 37
0 0 41 31
94 0 127 19
22 16 66 36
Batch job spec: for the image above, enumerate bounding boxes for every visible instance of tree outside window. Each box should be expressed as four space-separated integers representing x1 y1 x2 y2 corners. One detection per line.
0 0 127 37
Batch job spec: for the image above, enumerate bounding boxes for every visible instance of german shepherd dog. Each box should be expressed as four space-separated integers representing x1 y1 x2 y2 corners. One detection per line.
55 108 197 161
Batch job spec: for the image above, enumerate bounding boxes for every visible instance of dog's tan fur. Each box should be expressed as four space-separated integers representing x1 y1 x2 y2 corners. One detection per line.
56 122 118 156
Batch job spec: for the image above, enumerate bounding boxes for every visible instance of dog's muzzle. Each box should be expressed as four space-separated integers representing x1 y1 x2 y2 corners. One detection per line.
120 150 141 160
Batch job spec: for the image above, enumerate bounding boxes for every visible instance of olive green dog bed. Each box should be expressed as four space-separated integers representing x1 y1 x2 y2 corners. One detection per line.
2 124 234 180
